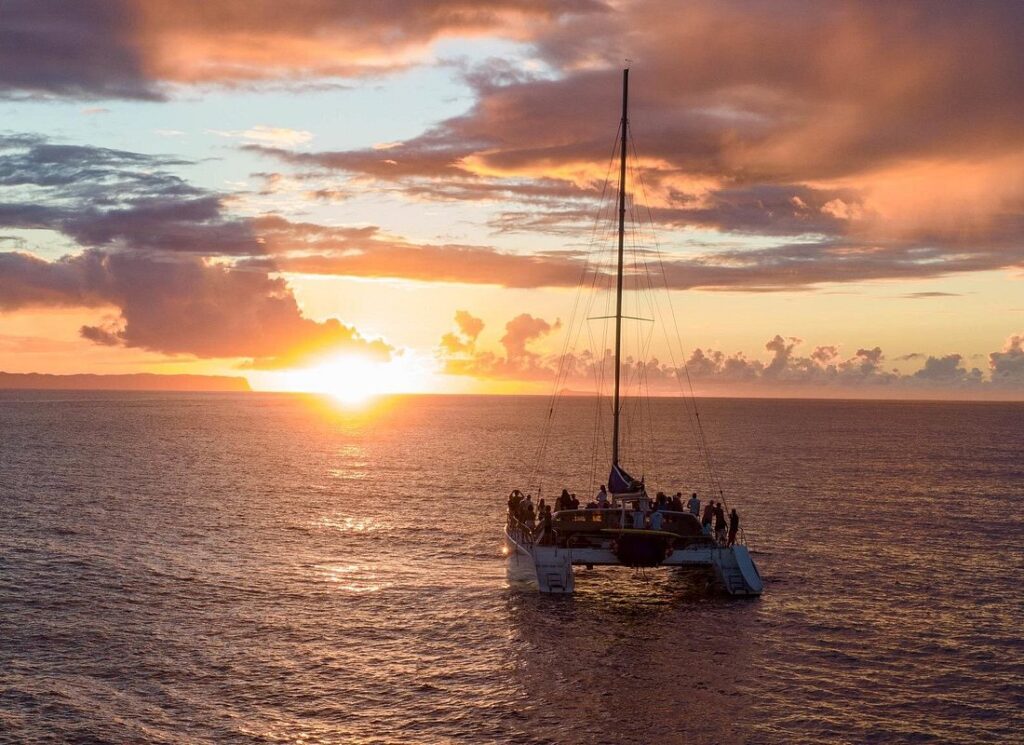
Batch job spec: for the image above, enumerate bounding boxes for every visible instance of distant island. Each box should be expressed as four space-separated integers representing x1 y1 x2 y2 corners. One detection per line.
0 372 251 392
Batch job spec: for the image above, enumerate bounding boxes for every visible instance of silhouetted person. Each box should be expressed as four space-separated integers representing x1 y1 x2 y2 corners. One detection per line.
540 506 554 544
671 492 684 511
596 484 608 507
569 493 579 510
702 502 714 534
687 492 701 517
714 502 727 544
728 508 739 547
508 490 522 516
520 494 533 522
650 509 664 531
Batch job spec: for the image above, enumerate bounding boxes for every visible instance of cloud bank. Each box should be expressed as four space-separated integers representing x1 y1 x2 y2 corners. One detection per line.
438 311 1024 395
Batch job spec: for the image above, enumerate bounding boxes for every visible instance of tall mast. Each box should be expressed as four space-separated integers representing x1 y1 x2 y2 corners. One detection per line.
612 67 629 467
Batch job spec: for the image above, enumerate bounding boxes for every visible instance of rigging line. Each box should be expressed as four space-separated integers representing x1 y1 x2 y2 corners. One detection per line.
628 133 727 504
625 180 644 454
637 254 657 480
627 176 670 493
568 140 620 494
585 316 604 492
532 122 622 494
592 248 613 490
625 158 655 477
626 133 718 498
626 192 644 473
539 121 619 412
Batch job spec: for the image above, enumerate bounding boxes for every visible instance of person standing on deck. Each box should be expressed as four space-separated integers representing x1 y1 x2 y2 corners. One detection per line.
650 509 664 531
687 492 701 517
521 494 533 522
508 490 522 516
714 502 727 544
596 485 608 507
728 508 740 547
701 502 714 534
632 502 645 530
539 506 554 545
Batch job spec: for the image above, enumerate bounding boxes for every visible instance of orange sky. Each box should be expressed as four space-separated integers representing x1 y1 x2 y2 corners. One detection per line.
1 1 1023 399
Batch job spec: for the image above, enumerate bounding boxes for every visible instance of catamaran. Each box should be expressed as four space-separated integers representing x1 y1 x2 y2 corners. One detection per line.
504 69 764 596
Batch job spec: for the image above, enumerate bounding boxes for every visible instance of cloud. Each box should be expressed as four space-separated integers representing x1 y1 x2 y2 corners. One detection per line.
989 334 1024 387
0 2 159 100
242 217 588 287
1 249 390 368
912 354 983 385
0 135 389 367
440 311 561 378
440 310 484 353
0 0 603 99
500 313 561 359
899 291 962 299
209 126 313 147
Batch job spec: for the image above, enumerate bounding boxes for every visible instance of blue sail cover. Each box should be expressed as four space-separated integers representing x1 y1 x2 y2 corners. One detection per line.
609 464 641 495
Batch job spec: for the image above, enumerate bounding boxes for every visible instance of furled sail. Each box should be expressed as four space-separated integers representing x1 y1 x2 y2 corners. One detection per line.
609 464 642 495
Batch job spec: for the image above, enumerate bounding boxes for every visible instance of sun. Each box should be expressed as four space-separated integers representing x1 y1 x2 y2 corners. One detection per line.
263 352 431 403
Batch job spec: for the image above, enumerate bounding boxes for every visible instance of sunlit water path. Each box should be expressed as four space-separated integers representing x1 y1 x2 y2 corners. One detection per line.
1 393 1022 743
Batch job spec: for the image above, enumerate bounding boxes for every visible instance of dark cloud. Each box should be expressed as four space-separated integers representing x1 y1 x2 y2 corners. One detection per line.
0 0 603 99
0 2 157 100
0 135 254 255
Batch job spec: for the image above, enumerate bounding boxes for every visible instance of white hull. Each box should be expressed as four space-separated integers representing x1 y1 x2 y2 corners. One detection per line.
504 526 763 596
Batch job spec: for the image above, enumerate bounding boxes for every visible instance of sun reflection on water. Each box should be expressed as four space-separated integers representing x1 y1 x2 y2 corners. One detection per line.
317 516 379 533
313 563 390 593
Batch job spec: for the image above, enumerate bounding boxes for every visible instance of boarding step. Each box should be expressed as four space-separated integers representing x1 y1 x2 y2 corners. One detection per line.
532 547 575 594
711 546 764 596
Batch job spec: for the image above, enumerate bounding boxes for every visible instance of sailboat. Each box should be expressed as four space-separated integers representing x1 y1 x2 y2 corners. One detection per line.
504 69 764 596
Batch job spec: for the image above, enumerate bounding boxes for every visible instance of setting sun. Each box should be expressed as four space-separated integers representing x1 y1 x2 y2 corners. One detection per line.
256 353 432 403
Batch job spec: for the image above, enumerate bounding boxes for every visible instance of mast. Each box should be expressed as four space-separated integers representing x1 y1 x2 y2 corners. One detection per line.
612 67 629 467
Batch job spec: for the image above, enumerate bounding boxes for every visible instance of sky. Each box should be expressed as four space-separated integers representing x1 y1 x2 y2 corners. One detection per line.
1 0 1023 399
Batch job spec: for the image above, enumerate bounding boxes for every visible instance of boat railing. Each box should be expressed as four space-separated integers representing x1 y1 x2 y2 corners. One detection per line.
505 513 535 548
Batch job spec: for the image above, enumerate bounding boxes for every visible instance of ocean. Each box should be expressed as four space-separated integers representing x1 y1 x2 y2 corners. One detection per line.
1 392 1022 744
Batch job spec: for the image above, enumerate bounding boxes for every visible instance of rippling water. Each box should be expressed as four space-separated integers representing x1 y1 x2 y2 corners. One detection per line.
1 392 1022 744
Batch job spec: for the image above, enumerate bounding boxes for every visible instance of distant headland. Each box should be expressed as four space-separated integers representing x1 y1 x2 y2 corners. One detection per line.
0 372 251 392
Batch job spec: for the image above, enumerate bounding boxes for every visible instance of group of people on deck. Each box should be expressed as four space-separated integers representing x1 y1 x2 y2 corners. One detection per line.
509 486 741 547
701 499 740 547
